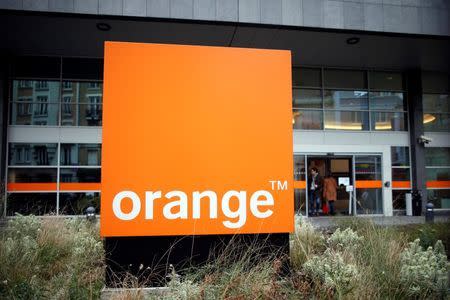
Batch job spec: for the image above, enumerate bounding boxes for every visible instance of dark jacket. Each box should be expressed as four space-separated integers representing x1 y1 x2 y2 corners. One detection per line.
308 174 323 198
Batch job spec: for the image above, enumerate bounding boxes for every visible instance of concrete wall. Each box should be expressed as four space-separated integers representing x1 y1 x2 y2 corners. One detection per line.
0 0 448 36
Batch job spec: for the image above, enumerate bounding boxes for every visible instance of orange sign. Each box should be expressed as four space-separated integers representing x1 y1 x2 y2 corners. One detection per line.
101 42 293 237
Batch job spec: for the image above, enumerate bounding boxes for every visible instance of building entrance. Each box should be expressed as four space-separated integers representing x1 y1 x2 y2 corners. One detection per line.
294 153 384 217
307 156 353 216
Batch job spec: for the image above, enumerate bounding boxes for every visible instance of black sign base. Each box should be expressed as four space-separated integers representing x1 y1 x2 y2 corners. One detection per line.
105 233 289 287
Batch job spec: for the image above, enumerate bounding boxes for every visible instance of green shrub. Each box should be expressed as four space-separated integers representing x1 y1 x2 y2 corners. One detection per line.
400 239 448 298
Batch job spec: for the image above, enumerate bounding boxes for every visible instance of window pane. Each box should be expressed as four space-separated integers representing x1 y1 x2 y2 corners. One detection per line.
425 148 450 166
369 71 403 91
60 144 102 166
426 168 450 181
355 155 381 180
294 155 306 180
369 92 405 111
427 189 450 209
391 147 410 167
293 110 323 130
12 80 60 102
6 193 56 216
324 90 368 110
8 168 57 183
371 112 407 131
392 168 410 181
324 111 369 131
293 89 322 108
423 94 449 113
59 192 100 215
356 188 383 214
61 81 103 102
393 190 410 210
423 113 450 132
8 143 58 166
422 72 449 93
78 103 102 126
294 189 306 215
10 102 59 125
292 67 321 87
60 168 101 183
324 69 367 89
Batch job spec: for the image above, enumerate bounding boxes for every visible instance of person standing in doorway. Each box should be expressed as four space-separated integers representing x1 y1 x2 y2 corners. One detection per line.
308 167 323 216
323 172 338 215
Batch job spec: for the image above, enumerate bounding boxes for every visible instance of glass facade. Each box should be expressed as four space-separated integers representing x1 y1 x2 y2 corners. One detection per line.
292 68 407 131
425 147 450 209
391 146 411 211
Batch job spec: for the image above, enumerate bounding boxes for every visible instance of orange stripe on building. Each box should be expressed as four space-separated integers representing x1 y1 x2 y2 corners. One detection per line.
426 180 450 188
392 181 411 189
355 180 382 188
60 183 101 191
7 182 57 191
293 180 306 189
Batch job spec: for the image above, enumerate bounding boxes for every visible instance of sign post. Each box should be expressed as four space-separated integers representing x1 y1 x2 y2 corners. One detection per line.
101 42 294 284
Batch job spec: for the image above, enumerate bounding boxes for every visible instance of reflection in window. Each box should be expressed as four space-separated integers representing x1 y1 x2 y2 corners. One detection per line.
369 92 405 111
423 113 450 132
324 90 368 110
293 110 323 130
355 155 381 180
324 111 369 131
393 190 410 210
426 168 450 181
356 189 383 214
8 143 58 166
425 148 450 166
293 89 322 108
6 193 56 216
371 112 407 131
60 168 101 183
392 168 410 181
391 147 410 166
428 189 450 209
8 168 57 183
422 94 449 113
59 192 100 215
60 144 101 166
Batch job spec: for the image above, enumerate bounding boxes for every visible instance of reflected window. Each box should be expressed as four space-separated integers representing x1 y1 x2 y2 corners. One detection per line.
60 168 101 183
293 110 323 130
59 192 100 215
8 143 58 166
60 144 101 166
324 111 369 131
391 147 410 167
293 89 322 109
428 189 450 209
324 90 368 110
425 148 450 166
369 92 405 111
371 112 407 131
7 193 56 216
8 168 57 183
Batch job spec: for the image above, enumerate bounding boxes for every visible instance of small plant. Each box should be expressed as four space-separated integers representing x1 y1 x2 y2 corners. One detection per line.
291 220 326 269
327 227 363 251
400 239 448 298
303 249 359 298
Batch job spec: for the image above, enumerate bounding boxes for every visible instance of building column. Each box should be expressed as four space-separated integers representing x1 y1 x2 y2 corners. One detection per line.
407 69 427 214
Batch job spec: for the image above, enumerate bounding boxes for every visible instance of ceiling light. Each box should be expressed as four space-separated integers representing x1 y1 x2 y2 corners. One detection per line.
96 22 111 31
346 37 360 45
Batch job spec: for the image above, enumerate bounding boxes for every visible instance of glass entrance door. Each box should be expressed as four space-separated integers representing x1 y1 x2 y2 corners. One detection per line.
306 156 353 216
354 155 383 214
